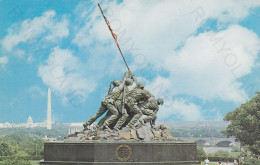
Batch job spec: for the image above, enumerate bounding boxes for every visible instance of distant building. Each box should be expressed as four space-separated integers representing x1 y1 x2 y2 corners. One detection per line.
68 123 97 134
68 123 84 134
43 135 57 142
26 116 34 128
0 88 52 129
0 116 50 128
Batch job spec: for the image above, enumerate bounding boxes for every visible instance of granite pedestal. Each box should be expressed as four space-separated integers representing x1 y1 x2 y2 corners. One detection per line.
40 141 200 165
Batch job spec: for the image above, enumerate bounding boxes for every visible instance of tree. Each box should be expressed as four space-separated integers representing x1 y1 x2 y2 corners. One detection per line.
223 92 260 155
243 158 260 165
0 132 44 156
0 142 14 156
197 146 206 156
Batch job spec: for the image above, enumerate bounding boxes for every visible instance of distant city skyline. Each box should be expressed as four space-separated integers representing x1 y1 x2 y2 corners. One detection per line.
0 88 52 129
0 0 260 123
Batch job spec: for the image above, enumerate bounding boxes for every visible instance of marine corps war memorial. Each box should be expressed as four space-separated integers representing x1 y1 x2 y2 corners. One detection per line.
40 3 200 165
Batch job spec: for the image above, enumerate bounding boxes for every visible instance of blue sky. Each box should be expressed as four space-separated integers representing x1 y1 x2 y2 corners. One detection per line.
0 0 260 123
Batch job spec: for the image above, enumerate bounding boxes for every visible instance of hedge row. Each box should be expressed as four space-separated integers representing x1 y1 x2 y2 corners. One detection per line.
243 158 260 165
0 156 43 161
197 156 236 162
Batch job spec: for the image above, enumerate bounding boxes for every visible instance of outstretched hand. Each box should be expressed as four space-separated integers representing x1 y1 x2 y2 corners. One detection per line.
124 71 134 78
129 71 135 77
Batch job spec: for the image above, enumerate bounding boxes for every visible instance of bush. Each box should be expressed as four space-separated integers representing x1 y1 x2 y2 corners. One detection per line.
197 156 236 162
243 158 260 165
0 155 43 161
213 149 230 157
0 158 31 165
231 145 240 152
15 150 29 156
197 146 206 156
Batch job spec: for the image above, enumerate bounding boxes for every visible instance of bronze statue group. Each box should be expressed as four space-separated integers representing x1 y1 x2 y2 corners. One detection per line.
83 71 164 132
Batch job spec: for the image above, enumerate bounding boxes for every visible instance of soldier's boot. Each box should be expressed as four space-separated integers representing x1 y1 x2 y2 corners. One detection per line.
134 119 146 129
113 127 120 132
83 122 91 130
121 125 131 131
83 122 88 128
96 122 103 129
103 123 113 133
139 119 146 126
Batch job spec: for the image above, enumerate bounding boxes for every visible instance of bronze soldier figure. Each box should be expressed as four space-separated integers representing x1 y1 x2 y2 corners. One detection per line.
139 98 164 127
83 78 125 130
122 80 152 129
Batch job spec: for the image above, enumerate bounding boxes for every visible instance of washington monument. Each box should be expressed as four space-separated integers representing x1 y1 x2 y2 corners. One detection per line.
47 88 52 130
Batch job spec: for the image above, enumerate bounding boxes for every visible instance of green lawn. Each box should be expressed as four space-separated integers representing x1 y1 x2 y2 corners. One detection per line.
29 161 219 165
200 162 218 165
31 161 40 165
29 161 218 165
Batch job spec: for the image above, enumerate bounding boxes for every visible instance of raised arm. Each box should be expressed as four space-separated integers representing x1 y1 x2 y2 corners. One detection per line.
120 71 131 83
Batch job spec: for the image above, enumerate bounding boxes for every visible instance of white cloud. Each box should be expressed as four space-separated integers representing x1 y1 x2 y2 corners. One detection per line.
146 76 173 98
166 25 260 104
38 47 97 103
0 56 8 64
72 1 115 47
1 10 69 52
158 99 204 121
45 16 69 41
144 25 260 120
73 0 260 62
145 76 204 120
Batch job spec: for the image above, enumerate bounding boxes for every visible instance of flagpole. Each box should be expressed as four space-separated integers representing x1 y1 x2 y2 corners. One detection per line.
98 3 131 73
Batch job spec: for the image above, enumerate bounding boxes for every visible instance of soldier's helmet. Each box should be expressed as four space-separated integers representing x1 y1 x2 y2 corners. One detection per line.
125 78 133 86
137 82 144 89
157 98 164 105
113 80 120 86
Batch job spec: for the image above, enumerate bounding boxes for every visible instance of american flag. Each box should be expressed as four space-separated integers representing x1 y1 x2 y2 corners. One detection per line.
104 18 119 46
98 3 131 73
